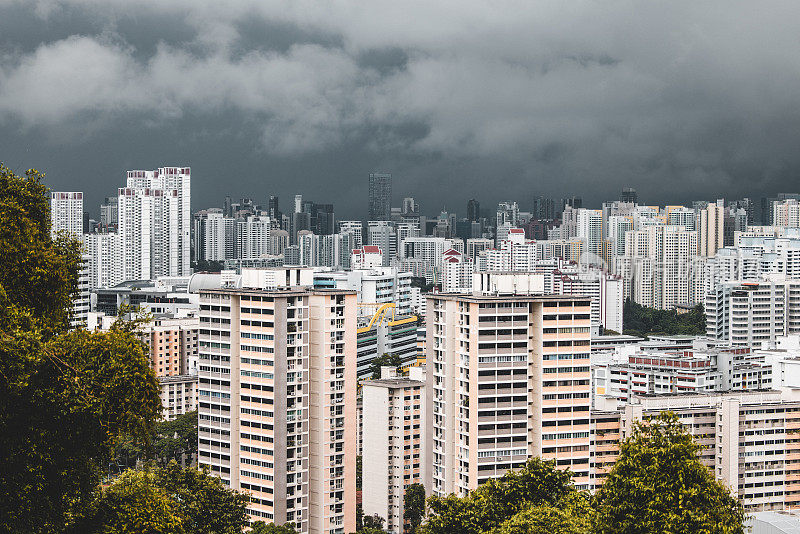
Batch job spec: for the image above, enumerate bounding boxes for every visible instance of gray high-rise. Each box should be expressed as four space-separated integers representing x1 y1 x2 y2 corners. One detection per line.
368 172 392 221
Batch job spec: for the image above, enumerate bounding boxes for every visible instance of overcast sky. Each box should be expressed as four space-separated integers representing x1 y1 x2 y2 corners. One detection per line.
2 0 800 219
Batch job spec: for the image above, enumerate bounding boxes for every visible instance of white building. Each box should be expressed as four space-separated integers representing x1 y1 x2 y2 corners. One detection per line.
119 167 191 280
706 278 800 346
50 191 83 238
362 367 425 534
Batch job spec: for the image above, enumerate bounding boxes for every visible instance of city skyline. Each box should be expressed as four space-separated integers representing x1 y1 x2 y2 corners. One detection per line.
3 2 800 219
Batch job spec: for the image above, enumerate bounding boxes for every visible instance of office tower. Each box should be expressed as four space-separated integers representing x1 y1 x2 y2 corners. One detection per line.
119 167 191 280
368 173 392 221
291 211 311 245
268 195 281 222
362 367 425 534
532 196 555 221
425 293 592 496
699 201 725 257
562 196 582 210
467 199 480 222
620 187 638 204
312 203 335 235
50 191 84 238
295 194 303 213
198 287 358 533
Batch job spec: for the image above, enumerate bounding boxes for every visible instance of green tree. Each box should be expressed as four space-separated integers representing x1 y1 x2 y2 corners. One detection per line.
622 300 706 338
421 458 575 534
75 463 249 534
250 522 298 534
495 493 592 534
76 470 185 534
0 163 162 533
403 483 425 532
594 412 744 534
152 462 249 534
152 410 198 465
362 514 385 531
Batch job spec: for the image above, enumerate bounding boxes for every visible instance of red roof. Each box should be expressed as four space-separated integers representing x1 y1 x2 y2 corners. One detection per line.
363 245 381 253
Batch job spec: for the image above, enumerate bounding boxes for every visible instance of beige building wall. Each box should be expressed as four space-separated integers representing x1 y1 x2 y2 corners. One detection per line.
198 288 357 534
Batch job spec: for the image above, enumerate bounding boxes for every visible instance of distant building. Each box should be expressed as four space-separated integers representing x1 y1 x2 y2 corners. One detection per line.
369 172 392 221
50 191 84 238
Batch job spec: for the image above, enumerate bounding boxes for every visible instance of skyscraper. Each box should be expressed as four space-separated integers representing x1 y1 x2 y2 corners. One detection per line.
620 187 638 204
198 286 358 532
425 292 593 495
118 167 191 280
368 173 392 221
467 199 480 222
50 191 84 238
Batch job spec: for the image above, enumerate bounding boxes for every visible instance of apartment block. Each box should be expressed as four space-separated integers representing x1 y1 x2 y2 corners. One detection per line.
425 293 592 496
706 279 800 346
50 191 84 238
591 391 800 511
362 367 425 534
197 288 357 533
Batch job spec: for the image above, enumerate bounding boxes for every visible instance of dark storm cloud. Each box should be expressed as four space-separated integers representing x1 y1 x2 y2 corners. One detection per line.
1 0 800 218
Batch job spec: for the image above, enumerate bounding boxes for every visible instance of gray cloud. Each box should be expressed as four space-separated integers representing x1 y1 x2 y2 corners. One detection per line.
1 0 800 218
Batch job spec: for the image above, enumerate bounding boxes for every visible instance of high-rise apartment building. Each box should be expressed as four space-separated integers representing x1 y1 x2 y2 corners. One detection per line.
362 367 425 534
699 201 725 257
119 167 191 280
50 191 84 238
369 173 392 221
425 293 592 496
197 287 357 533
592 391 800 511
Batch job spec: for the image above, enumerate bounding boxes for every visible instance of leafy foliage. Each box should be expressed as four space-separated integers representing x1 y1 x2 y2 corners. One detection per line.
74 462 249 534
495 493 592 534
403 483 426 533
152 411 198 465
622 299 705 338
0 163 162 533
594 412 744 534
250 522 298 534
421 458 575 534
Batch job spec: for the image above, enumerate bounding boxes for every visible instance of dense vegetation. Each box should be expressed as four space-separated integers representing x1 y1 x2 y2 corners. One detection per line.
622 299 706 338
0 163 250 533
421 413 743 534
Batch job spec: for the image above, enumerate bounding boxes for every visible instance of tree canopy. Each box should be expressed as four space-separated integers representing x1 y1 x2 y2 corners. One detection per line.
594 412 744 534
74 462 250 534
622 299 706 338
421 458 576 534
420 417 744 534
0 163 162 533
404 483 426 533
